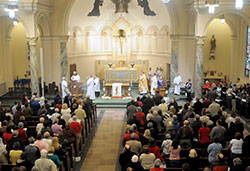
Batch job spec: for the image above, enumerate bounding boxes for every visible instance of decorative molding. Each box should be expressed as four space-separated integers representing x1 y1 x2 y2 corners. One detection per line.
196 36 206 45
231 35 237 40
27 37 38 46
40 35 69 41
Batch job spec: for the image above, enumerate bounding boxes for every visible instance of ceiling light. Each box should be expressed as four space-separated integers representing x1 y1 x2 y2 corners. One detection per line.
235 0 243 10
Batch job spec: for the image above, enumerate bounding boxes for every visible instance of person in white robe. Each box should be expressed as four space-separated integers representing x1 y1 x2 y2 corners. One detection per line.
151 73 158 95
86 75 95 100
156 67 162 81
61 77 68 99
174 73 182 95
71 71 80 82
94 74 100 97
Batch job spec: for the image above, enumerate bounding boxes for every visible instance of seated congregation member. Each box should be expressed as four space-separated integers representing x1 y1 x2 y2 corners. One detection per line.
230 158 244 171
136 97 143 107
198 122 210 149
9 141 23 165
50 137 64 159
17 122 28 145
209 120 226 147
7 130 24 152
151 110 163 132
22 137 40 171
122 126 139 146
178 120 193 148
142 94 154 115
74 104 87 124
141 129 152 146
135 107 145 126
191 115 202 139
186 149 199 171
182 163 190 171
148 138 165 164
168 139 181 167
119 144 136 170
150 158 164 171
127 114 141 128
23 103 32 119
0 138 8 164
41 122 53 136
49 108 61 123
123 155 144 171
207 138 222 164
159 99 168 115
42 132 52 147
161 133 172 156
200 109 210 124
51 119 62 136
47 146 61 169
14 105 24 124
34 134 48 151
125 133 142 155
127 103 138 122
242 134 250 157
34 149 57 171
153 90 163 106
210 153 228 171
227 132 243 159
36 117 45 135
140 145 156 171
3 126 13 144
193 97 203 115
62 124 76 146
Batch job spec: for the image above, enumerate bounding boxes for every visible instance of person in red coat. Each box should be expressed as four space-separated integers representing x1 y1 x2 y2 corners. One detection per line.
17 122 28 145
135 107 145 126
122 127 140 146
149 138 165 164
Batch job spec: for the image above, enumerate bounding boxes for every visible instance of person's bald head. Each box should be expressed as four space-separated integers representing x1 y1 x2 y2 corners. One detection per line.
184 120 189 126
125 144 130 151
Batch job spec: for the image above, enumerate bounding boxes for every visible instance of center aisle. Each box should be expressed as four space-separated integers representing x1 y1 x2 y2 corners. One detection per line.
80 109 126 171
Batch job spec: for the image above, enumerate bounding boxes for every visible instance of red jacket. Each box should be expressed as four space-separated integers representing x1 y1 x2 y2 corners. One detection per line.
136 112 145 125
122 133 140 146
151 168 164 171
70 121 82 134
17 128 28 143
149 146 165 163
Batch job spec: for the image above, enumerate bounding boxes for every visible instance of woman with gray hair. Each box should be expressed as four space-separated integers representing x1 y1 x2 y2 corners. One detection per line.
34 149 57 171
17 122 28 145
150 158 164 171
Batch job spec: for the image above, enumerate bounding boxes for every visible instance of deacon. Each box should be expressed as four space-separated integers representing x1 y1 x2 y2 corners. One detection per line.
173 73 182 95
61 77 68 99
86 75 95 100
94 74 100 97
139 71 149 94
151 73 158 95
71 71 80 82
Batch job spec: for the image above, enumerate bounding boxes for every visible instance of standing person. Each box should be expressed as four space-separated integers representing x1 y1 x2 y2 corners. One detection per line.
94 74 100 97
151 73 158 95
173 73 182 95
86 75 95 100
61 77 68 100
185 79 192 101
139 71 149 95
71 71 80 82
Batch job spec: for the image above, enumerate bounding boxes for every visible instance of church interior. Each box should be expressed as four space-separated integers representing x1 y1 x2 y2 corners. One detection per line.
0 0 250 171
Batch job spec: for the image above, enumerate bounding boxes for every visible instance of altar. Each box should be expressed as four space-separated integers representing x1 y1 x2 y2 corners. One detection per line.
105 68 137 83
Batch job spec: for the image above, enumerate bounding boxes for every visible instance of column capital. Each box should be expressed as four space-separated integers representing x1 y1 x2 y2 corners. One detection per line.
27 37 38 46
195 36 206 45
170 34 179 41
60 35 69 43
6 36 11 41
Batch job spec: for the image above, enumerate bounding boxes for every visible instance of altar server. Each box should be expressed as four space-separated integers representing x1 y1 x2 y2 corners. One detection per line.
86 75 95 100
71 71 80 82
94 74 100 97
139 71 149 94
61 77 68 99
151 73 158 95
173 73 182 95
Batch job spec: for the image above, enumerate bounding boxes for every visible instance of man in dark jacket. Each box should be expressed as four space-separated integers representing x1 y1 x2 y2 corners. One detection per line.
153 90 163 106
119 144 136 169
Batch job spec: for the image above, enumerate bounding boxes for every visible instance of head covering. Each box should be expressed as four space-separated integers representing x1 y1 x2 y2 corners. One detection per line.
143 129 151 139
131 155 138 163
154 158 161 167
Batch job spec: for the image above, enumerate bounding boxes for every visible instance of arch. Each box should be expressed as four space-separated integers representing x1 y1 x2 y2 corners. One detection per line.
146 25 159 35
131 26 145 35
83 26 97 35
36 12 51 36
6 16 29 38
72 26 83 35
160 25 170 35
164 3 178 35
98 26 112 36
202 10 250 36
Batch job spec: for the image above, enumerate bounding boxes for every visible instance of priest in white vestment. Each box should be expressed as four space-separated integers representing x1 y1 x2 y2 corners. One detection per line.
151 73 158 95
173 73 182 95
71 71 80 82
61 77 68 99
94 74 100 97
86 75 95 100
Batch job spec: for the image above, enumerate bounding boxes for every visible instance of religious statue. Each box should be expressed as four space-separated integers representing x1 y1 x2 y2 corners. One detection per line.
139 71 148 94
88 0 156 16
118 29 126 55
209 35 216 60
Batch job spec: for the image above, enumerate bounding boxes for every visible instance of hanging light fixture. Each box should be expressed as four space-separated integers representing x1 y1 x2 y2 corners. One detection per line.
235 0 243 10
13 19 18 25
4 0 19 19
205 0 219 14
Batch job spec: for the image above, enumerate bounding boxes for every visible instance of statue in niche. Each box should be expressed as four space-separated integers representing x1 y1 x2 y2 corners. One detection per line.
209 35 216 60
88 0 156 16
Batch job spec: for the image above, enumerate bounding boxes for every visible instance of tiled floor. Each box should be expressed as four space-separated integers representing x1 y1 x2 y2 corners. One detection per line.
80 109 125 171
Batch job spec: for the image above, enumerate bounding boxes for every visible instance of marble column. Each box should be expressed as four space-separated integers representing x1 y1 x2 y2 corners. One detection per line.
230 35 237 81
27 37 40 96
170 35 179 91
194 36 206 98
60 37 69 78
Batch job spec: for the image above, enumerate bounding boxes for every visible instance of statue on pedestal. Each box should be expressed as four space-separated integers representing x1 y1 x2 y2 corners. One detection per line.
209 35 216 60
